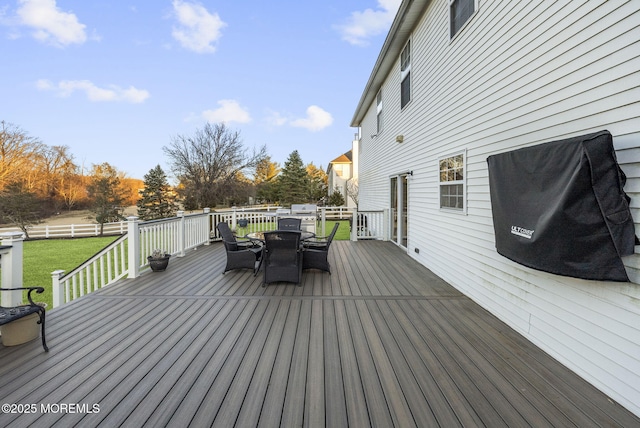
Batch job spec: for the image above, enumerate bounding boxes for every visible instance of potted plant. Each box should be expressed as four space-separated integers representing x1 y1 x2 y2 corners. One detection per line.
147 249 171 272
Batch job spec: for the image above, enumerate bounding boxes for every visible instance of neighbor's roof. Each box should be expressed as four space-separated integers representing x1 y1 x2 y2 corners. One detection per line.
330 151 353 164
351 0 430 127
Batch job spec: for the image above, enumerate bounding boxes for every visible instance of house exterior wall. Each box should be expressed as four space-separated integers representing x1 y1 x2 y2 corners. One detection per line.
328 164 353 207
356 0 640 416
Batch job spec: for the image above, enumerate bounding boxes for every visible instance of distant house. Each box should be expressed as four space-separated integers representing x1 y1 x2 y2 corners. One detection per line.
351 0 640 417
327 137 359 208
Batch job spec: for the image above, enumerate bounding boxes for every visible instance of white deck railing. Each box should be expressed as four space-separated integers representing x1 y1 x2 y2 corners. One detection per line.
3 206 388 308
52 234 128 307
351 210 388 240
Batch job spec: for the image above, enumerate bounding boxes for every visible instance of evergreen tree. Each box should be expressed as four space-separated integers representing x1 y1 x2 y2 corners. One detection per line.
306 163 328 203
137 165 179 220
87 163 126 235
277 151 309 205
328 186 346 206
254 157 281 203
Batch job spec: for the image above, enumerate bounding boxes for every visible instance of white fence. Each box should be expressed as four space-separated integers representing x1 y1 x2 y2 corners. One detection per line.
0 222 128 239
1 206 388 309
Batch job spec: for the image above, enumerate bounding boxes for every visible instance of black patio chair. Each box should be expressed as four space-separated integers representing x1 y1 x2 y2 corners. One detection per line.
217 222 259 250
0 287 48 351
277 217 302 230
217 222 263 275
303 222 339 250
302 223 339 274
220 239 263 275
262 231 303 286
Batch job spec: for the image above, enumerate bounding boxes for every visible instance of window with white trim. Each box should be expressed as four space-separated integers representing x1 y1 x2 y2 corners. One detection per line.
376 90 383 133
400 40 411 109
439 153 465 210
450 0 476 39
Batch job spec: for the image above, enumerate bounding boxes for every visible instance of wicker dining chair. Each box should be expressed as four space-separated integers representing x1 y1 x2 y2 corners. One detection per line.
303 222 339 251
217 222 263 275
277 217 302 230
302 222 339 274
262 231 303 286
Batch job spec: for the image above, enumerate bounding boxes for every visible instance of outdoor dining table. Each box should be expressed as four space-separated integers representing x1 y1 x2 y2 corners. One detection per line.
245 230 315 242
246 230 316 280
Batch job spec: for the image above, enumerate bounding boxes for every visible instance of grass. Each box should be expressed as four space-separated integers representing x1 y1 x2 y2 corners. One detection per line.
316 220 351 240
237 220 352 240
1 236 119 309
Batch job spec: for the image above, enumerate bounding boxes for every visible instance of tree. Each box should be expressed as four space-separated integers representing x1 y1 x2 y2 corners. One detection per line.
137 165 179 220
0 121 40 191
328 186 346 206
87 163 126 234
0 181 43 237
254 157 280 204
164 122 267 209
277 150 309 205
346 178 359 207
31 144 77 212
121 177 144 207
306 163 328 203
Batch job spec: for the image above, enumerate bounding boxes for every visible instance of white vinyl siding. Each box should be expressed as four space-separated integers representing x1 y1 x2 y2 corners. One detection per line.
356 0 640 416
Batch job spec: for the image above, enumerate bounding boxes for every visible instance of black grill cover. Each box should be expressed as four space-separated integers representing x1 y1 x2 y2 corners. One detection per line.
487 130 636 282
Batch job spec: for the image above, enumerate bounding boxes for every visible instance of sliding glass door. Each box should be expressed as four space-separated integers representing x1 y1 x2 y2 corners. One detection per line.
390 174 409 248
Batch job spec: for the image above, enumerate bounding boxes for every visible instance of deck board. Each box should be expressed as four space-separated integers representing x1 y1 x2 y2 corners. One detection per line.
1 240 639 427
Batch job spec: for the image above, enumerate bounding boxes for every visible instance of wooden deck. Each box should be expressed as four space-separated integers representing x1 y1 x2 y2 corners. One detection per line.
1 240 638 427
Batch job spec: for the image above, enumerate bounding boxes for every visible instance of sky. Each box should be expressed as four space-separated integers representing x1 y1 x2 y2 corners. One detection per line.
0 0 401 180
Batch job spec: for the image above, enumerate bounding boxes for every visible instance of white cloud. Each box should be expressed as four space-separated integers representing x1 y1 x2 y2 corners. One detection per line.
16 0 87 47
264 110 288 128
171 0 226 54
202 99 251 124
336 0 401 46
37 79 150 103
290 105 333 132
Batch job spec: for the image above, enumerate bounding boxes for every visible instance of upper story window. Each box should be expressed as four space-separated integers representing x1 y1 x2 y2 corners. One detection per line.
376 90 383 133
439 152 466 211
450 0 476 38
400 40 411 109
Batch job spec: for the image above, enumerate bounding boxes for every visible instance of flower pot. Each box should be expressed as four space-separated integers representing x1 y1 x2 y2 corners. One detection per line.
148 255 171 272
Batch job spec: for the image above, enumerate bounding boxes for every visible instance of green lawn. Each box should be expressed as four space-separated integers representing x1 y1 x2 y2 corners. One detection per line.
1 236 119 308
317 220 351 240
238 220 351 240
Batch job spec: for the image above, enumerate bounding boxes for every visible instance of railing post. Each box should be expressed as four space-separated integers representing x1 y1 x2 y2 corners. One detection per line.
178 211 186 257
351 211 358 241
321 207 326 237
127 216 140 278
383 208 390 241
203 208 211 245
51 269 65 308
231 207 238 231
0 232 24 306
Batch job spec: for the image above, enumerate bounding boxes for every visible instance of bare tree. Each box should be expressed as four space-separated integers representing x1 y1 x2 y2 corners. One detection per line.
164 123 267 209
0 121 40 190
346 178 359 207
